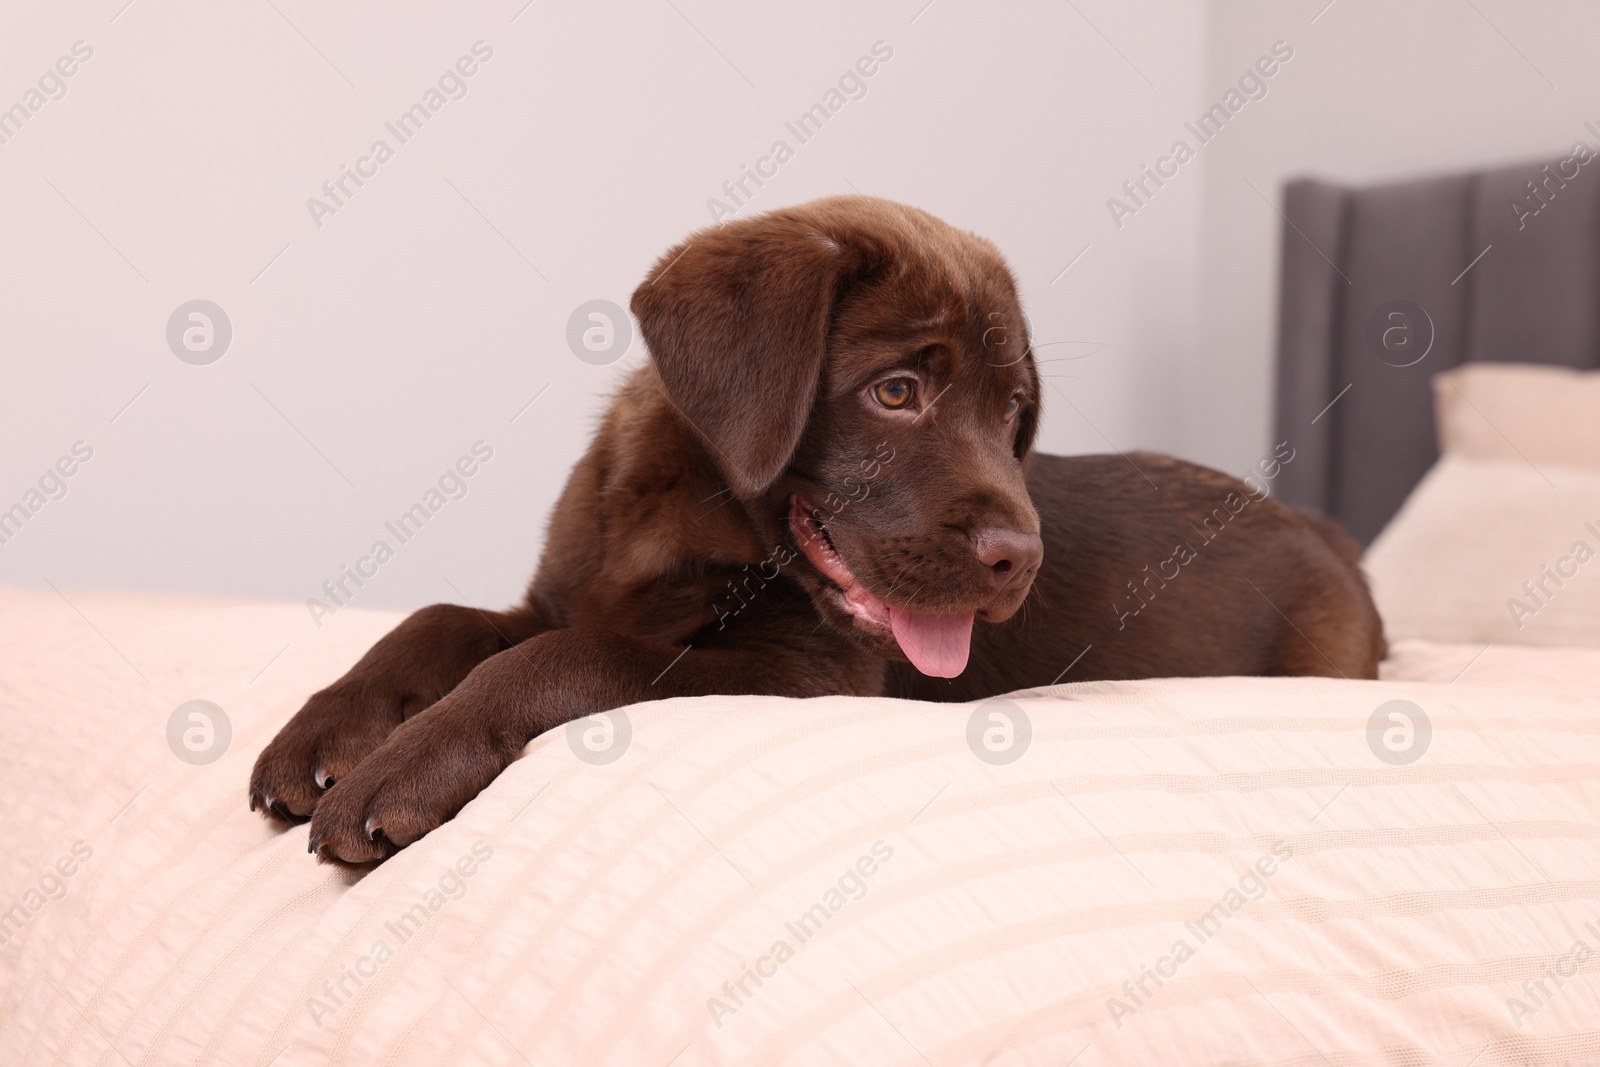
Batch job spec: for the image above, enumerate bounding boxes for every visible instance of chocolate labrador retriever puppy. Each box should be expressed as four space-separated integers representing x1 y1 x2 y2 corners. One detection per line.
251 195 1384 865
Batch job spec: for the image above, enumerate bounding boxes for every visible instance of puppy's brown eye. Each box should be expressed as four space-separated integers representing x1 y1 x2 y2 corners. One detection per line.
1006 395 1023 419
873 379 916 410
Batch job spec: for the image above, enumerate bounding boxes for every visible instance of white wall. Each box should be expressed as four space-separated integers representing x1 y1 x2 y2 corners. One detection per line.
1190 0 1600 474
15 0 1594 619
2 0 1214 616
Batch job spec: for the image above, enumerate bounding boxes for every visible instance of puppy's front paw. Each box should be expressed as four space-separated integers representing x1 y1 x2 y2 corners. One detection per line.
248 681 416 824
306 700 511 866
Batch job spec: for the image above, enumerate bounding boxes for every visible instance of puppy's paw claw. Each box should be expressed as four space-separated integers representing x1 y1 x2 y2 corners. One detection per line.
247 681 418 827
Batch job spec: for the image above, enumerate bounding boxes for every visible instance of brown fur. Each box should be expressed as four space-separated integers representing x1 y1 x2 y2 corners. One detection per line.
249 196 1385 866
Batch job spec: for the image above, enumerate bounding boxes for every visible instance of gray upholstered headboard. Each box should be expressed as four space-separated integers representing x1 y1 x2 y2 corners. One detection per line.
1272 153 1600 545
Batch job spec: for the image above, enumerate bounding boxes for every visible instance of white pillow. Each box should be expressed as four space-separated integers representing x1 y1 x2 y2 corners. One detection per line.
1433 362 1600 469
1364 456 1600 647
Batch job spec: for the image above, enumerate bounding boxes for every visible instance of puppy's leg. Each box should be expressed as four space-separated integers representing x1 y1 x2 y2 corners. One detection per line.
1268 584 1386 680
249 603 546 823
307 625 873 864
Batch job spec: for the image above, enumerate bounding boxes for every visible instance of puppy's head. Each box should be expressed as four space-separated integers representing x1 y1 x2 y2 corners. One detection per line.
632 196 1041 678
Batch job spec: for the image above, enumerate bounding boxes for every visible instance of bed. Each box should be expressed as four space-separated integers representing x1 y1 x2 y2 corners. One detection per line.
5 159 1600 1066
1273 154 1600 544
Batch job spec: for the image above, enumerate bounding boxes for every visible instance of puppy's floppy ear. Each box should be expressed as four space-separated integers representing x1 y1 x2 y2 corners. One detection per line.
631 211 876 497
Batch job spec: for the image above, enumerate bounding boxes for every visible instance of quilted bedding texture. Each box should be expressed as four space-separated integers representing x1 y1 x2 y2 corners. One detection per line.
2 585 1600 1066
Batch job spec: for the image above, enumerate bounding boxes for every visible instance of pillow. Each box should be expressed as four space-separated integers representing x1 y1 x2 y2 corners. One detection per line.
1364 455 1600 647
1433 362 1600 469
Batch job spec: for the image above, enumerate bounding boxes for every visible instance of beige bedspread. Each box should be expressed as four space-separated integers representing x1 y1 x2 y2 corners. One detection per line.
2 586 1598 1065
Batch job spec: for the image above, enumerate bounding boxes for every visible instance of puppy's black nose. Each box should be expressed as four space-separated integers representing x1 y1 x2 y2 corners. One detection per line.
976 528 1043 591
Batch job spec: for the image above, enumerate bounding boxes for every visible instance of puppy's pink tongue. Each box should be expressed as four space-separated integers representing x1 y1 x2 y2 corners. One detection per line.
888 607 975 678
